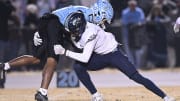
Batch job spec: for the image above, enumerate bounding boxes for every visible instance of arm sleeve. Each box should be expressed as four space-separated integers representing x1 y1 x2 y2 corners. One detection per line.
66 38 96 63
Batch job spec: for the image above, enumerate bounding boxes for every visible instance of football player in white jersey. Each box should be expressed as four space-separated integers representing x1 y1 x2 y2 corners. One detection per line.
0 0 113 101
174 17 180 33
54 12 176 101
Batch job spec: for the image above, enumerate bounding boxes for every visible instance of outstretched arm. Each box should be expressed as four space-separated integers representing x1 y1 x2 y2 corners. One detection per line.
66 40 95 63
54 37 96 63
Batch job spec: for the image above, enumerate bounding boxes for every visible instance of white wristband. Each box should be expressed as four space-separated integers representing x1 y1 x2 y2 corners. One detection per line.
65 50 69 56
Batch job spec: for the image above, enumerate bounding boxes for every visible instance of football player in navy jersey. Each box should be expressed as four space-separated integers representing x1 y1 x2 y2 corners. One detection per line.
54 12 176 101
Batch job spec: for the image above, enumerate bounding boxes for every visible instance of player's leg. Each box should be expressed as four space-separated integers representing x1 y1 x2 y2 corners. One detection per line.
40 57 58 89
0 55 40 71
35 57 57 101
35 15 63 101
73 62 97 94
0 55 40 88
130 72 175 101
73 53 107 101
0 33 46 71
73 52 108 94
110 47 175 101
73 62 103 101
38 16 64 88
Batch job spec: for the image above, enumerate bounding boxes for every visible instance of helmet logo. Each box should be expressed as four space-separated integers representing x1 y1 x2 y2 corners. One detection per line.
72 17 81 26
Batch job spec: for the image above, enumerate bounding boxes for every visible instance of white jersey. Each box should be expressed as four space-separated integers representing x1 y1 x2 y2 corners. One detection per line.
66 22 118 63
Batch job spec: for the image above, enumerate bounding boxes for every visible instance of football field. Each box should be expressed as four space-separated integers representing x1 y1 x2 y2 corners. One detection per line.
0 68 180 101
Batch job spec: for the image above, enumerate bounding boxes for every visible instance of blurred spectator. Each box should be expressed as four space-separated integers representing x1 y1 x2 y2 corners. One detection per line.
6 11 22 71
20 4 39 71
11 0 27 26
0 0 15 62
6 11 21 60
27 0 37 4
49 0 57 10
56 0 74 9
146 4 170 68
152 0 179 68
137 0 153 16
175 0 180 15
37 0 51 16
110 0 128 20
23 4 38 55
80 0 96 7
121 0 146 68
171 0 180 67
153 0 178 21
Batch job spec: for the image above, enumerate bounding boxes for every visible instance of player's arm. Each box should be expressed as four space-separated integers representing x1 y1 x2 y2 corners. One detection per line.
174 17 180 33
66 39 96 63
54 36 96 63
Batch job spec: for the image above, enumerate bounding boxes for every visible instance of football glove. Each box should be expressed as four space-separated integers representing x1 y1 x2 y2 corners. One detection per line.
54 45 66 55
33 32 42 46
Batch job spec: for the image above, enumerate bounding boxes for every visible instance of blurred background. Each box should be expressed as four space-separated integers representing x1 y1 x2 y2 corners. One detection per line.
0 0 180 72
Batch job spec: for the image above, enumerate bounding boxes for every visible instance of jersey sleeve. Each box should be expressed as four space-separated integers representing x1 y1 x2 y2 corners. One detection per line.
66 27 97 63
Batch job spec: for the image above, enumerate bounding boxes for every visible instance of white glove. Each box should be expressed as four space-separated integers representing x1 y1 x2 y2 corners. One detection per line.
33 32 42 46
174 17 180 33
54 45 66 55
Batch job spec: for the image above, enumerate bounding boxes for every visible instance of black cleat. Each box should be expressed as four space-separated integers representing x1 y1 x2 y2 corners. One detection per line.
0 63 5 88
35 91 48 101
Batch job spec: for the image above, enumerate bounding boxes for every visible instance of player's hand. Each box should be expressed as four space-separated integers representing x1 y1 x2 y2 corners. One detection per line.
54 45 66 55
33 32 42 46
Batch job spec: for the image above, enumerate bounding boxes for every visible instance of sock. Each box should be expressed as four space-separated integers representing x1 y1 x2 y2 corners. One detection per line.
4 63 10 70
38 88 48 96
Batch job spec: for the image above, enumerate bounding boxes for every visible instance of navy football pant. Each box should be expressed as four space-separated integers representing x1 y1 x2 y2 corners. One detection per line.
73 46 166 98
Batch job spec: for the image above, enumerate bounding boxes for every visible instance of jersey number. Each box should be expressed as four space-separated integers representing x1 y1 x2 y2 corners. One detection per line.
57 70 79 87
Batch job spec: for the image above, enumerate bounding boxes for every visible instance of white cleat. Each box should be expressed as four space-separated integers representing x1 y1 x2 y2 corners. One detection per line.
92 92 103 101
164 96 176 101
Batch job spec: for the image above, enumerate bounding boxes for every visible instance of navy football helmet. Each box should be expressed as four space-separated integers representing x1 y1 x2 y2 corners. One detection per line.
65 11 87 37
